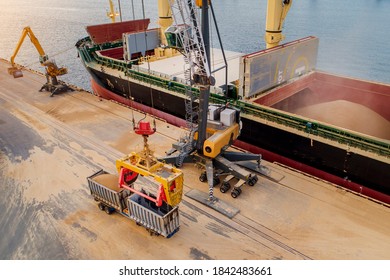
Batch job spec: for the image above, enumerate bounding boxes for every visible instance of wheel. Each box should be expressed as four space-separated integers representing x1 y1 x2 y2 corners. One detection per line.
248 175 258 186
148 229 160 237
199 172 207 182
220 182 230 193
213 177 221 186
231 188 242 198
98 203 105 211
105 207 113 215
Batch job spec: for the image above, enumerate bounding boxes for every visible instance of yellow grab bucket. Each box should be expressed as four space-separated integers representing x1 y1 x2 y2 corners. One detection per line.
8 67 23 78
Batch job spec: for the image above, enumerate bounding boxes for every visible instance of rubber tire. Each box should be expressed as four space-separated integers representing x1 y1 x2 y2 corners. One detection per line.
248 175 258 186
220 182 230 193
105 207 113 215
231 188 242 198
199 172 207 182
98 203 105 211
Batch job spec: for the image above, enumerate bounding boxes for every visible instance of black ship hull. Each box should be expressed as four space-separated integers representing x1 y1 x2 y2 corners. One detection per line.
87 66 390 203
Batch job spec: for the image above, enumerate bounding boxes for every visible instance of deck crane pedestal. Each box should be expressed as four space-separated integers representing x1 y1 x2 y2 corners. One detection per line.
159 0 269 216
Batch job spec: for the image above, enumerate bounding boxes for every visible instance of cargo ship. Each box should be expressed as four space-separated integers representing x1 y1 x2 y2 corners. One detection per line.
75 0 390 203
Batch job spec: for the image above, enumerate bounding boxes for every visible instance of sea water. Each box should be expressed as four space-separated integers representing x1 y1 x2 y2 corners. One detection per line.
0 0 389 91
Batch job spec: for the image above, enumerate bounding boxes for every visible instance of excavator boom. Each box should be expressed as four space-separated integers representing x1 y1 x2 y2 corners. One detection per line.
8 26 48 78
10 26 47 66
7 26 72 96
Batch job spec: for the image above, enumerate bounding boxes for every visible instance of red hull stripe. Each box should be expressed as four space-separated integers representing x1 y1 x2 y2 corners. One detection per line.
91 79 389 205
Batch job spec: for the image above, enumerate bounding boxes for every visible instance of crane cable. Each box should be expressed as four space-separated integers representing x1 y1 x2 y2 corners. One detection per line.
126 0 155 130
117 0 123 22
141 0 156 130
125 58 136 129
127 0 137 129
19 45 74 69
209 9 215 83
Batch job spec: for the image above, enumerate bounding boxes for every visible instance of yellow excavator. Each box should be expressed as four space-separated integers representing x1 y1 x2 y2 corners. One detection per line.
7 26 73 96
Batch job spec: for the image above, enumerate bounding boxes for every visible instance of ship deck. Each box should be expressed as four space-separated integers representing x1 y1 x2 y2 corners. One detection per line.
252 71 390 141
137 48 244 92
0 58 389 260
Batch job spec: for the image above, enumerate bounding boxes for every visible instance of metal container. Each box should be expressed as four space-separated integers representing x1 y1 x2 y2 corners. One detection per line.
127 194 180 238
87 170 180 238
87 169 130 212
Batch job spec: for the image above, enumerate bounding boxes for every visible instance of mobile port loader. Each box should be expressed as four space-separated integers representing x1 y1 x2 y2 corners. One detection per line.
87 121 184 238
8 26 73 96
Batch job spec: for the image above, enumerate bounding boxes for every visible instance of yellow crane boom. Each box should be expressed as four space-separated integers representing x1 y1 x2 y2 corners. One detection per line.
7 26 72 96
107 0 119 23
265 0 293 48
8 26 48 78
8 26 68 79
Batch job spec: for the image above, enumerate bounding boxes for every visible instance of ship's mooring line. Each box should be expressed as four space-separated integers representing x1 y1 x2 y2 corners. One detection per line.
50 45 76 58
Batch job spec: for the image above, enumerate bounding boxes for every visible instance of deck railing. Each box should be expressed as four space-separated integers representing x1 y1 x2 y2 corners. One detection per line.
76 38 390 159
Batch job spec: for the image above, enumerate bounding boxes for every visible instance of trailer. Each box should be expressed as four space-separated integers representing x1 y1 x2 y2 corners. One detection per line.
87 169 180 238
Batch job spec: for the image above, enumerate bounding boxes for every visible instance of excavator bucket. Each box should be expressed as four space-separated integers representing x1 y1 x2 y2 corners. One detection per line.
8 67 23 78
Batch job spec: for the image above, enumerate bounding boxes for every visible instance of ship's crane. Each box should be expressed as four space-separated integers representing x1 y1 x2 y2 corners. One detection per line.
7 26 73 96
107 0 120 23
161 0 263 204
265 0 293 48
